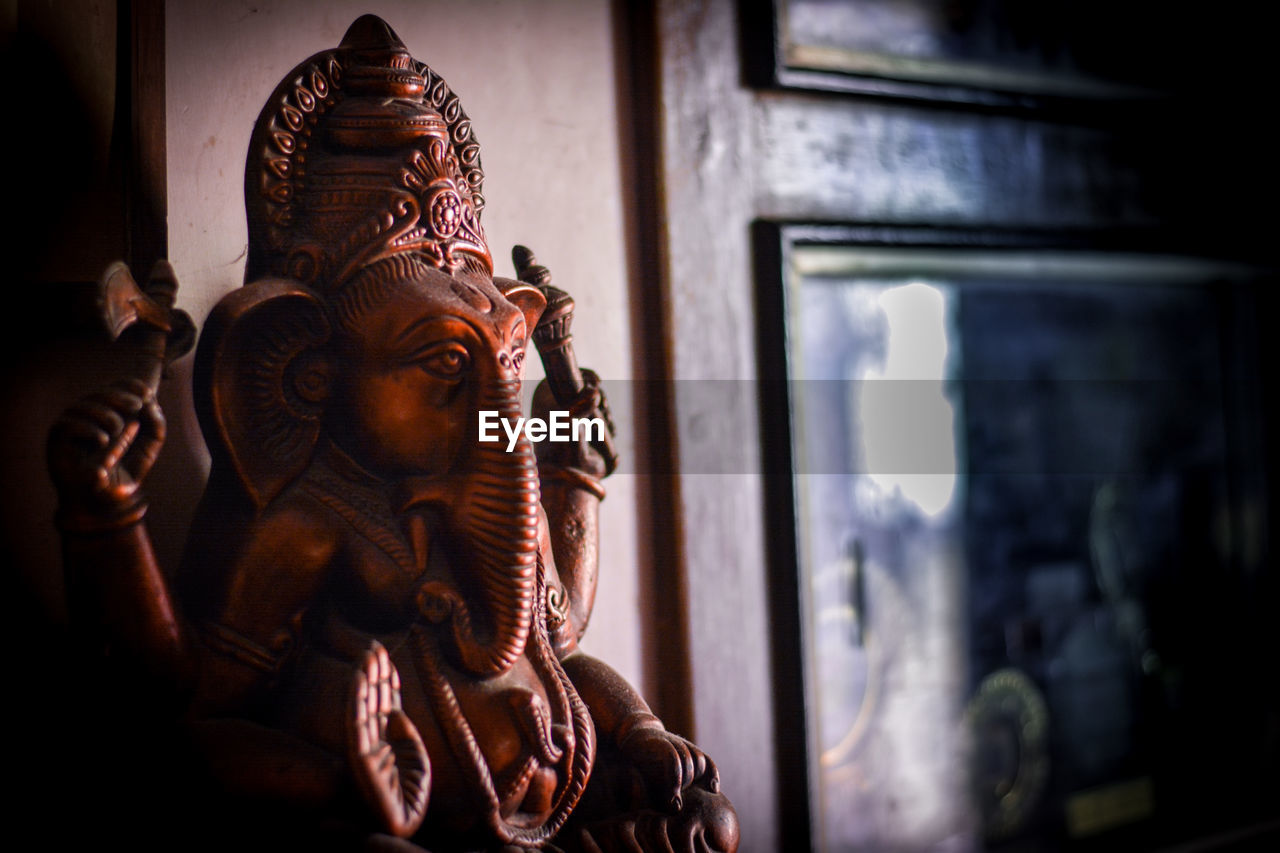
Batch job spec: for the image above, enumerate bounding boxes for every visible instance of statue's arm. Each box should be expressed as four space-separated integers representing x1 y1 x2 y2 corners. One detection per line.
187 495 430 839
560 651 720 810
184 493 340 714
538 502 713 805
556 613 739 852
515 249 617 640
49 378 194 692
538 460 602 643
47 384 336 712
533 372 611 645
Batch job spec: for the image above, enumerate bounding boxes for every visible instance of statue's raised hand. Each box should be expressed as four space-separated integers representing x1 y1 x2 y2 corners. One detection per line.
48 377 165 513
515 245 619 478
531 368 616 480
348 641 431 839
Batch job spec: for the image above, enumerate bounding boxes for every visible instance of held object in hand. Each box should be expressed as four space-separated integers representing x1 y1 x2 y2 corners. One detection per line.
99 260 196 394
513 245 619 476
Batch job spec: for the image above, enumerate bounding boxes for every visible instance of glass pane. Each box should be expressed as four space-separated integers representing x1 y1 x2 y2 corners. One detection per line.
791 276 970 851
785 249 1267 851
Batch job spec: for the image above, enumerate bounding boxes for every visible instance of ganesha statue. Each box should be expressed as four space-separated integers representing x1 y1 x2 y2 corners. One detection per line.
48 15 736 853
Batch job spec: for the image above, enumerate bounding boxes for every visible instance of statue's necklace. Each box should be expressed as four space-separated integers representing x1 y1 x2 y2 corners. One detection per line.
302 459 418 574
412 551 595 847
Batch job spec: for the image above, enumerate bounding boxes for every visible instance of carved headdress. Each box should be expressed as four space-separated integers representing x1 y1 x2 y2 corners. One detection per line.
244 14 491 290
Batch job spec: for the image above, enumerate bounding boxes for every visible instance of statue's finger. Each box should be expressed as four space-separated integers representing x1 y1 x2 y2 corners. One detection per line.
95 385 147 416
376 648 391 712
366 710 382 758
56 418 111 449
659 740 684 794
638 812 677 853
376 742 396 774
400 764 428 812
137 398 167 445
640 739 683 811
618 819 646 853
361 673 383 754
570 386 602 418
389 665 403 711
385 712 426 763
702 754 720 794
363 651 378 707
122 401 167 481
668 811 702 853
115 377 153 401
101 420 141 475
672 738 696 795
691 749 708 785
69 400 127 437
386 711 430 815
354 675 373 754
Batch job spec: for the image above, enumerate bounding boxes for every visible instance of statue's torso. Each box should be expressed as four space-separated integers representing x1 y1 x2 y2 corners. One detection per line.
298 460 594 845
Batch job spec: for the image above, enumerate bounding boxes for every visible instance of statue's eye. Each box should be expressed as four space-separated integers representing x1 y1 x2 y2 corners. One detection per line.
417 343 471 378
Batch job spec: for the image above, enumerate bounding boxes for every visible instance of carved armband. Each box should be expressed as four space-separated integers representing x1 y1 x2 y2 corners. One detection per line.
200 620 292 675
55 495 149 535
615 710 664 748
538 463 606 501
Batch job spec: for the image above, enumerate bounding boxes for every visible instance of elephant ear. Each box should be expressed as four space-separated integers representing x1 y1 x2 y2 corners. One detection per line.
195 278 332 510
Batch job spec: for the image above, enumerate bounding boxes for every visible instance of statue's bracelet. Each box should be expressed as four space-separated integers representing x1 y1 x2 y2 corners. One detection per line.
55 495 148 534
539 464 606 501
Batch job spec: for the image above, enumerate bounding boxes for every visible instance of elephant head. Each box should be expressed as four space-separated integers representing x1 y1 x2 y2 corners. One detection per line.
194 252 546 677
192 13 553 678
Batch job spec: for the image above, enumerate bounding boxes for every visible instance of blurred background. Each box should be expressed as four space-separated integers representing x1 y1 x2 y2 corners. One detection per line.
2 1 1276 850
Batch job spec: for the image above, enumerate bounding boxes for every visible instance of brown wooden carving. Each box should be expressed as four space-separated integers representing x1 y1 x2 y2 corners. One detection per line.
47 15 737 853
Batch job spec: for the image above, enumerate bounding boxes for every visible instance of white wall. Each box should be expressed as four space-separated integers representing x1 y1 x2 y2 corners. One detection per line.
165 0 641 686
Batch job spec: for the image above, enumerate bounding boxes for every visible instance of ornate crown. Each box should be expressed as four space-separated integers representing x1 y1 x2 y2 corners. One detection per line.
244 15 491 290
